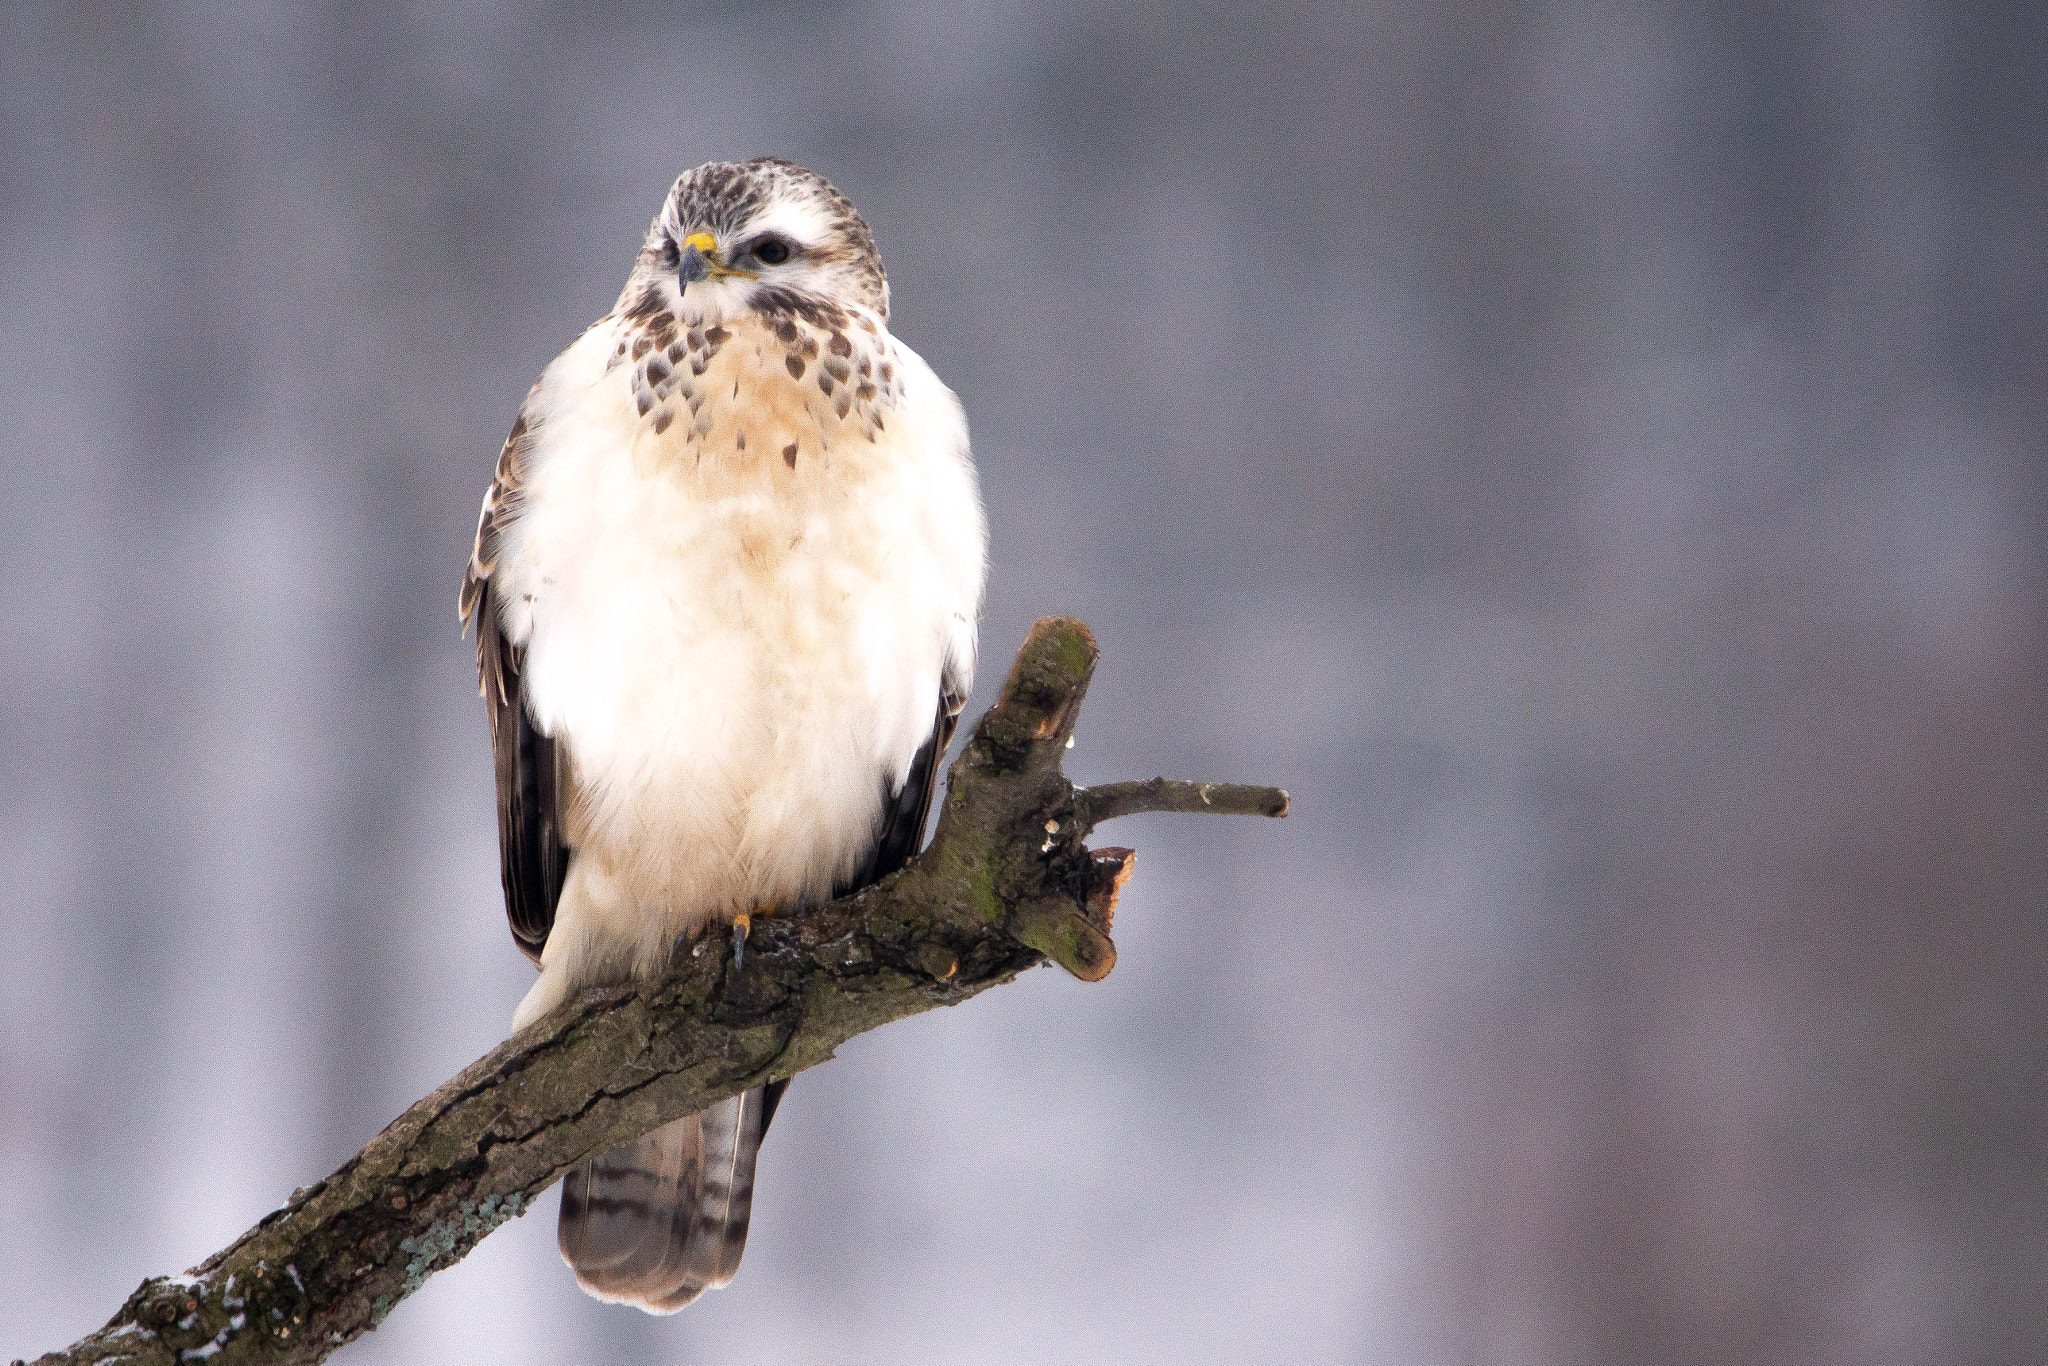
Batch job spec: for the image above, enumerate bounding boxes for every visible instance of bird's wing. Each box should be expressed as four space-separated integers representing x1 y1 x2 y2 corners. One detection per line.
838 654 969 899
462 408 568 964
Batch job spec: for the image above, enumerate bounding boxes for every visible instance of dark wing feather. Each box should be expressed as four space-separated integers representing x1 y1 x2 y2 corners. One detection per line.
463 407 569 963
477 594 568 961
837 664 967 899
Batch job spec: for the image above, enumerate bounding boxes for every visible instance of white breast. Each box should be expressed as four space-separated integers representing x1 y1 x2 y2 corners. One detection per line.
496 310 983 1028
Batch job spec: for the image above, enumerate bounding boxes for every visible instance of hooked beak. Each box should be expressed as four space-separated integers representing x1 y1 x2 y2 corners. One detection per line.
678 232 715 290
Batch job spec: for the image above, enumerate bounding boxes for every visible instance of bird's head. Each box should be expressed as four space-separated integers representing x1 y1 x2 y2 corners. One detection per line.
621 157 889 327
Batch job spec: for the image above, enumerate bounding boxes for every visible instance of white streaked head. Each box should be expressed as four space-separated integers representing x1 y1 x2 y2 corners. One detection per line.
616 158 889 328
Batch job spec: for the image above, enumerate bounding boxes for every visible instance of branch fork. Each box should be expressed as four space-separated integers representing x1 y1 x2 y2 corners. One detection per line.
25 616 1286 1366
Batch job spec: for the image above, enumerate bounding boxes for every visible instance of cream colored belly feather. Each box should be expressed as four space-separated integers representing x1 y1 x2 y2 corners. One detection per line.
495 309 983 1031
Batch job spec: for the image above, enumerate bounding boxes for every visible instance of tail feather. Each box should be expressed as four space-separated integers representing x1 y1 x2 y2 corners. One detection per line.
558 1086 769 1314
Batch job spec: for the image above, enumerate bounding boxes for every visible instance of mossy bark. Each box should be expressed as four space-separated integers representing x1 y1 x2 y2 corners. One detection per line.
21 617 1286 1366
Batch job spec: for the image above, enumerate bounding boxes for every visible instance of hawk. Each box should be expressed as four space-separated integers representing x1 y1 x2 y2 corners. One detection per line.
460 158 985 1312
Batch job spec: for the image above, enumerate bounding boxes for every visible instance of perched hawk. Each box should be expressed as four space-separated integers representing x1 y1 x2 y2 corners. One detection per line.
461 158 985 1312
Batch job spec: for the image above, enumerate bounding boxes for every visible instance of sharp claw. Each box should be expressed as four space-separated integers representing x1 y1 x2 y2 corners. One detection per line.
732 913 751 970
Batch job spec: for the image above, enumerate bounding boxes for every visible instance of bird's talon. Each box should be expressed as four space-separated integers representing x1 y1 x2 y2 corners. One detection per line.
732 913 751 969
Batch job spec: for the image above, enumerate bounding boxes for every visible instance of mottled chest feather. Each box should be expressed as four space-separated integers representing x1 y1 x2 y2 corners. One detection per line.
604 304 905 476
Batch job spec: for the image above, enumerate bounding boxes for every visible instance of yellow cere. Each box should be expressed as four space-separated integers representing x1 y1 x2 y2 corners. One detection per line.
684 232 718 254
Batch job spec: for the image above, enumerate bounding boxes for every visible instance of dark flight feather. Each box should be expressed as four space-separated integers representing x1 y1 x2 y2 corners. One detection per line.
844 680 962 897
478 588 568 963
465 403 568 963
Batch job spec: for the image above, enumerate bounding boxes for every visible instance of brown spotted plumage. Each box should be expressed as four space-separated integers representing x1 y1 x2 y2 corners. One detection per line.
460 157 981 1317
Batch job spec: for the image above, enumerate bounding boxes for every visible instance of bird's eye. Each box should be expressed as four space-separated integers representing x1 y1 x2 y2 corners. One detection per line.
752 237 792 266
658 237 680 268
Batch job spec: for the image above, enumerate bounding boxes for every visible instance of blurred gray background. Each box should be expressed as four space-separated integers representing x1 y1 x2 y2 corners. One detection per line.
4 1 2044 1361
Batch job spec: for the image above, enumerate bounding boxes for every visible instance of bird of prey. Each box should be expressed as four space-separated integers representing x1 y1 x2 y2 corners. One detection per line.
460 158 985 1313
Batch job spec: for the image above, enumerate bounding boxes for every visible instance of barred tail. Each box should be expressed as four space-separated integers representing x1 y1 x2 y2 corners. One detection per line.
557 1085 770 1314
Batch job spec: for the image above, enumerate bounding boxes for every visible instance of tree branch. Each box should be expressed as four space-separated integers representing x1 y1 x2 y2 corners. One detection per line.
20 617 1287 1366
1077 778 1292 827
